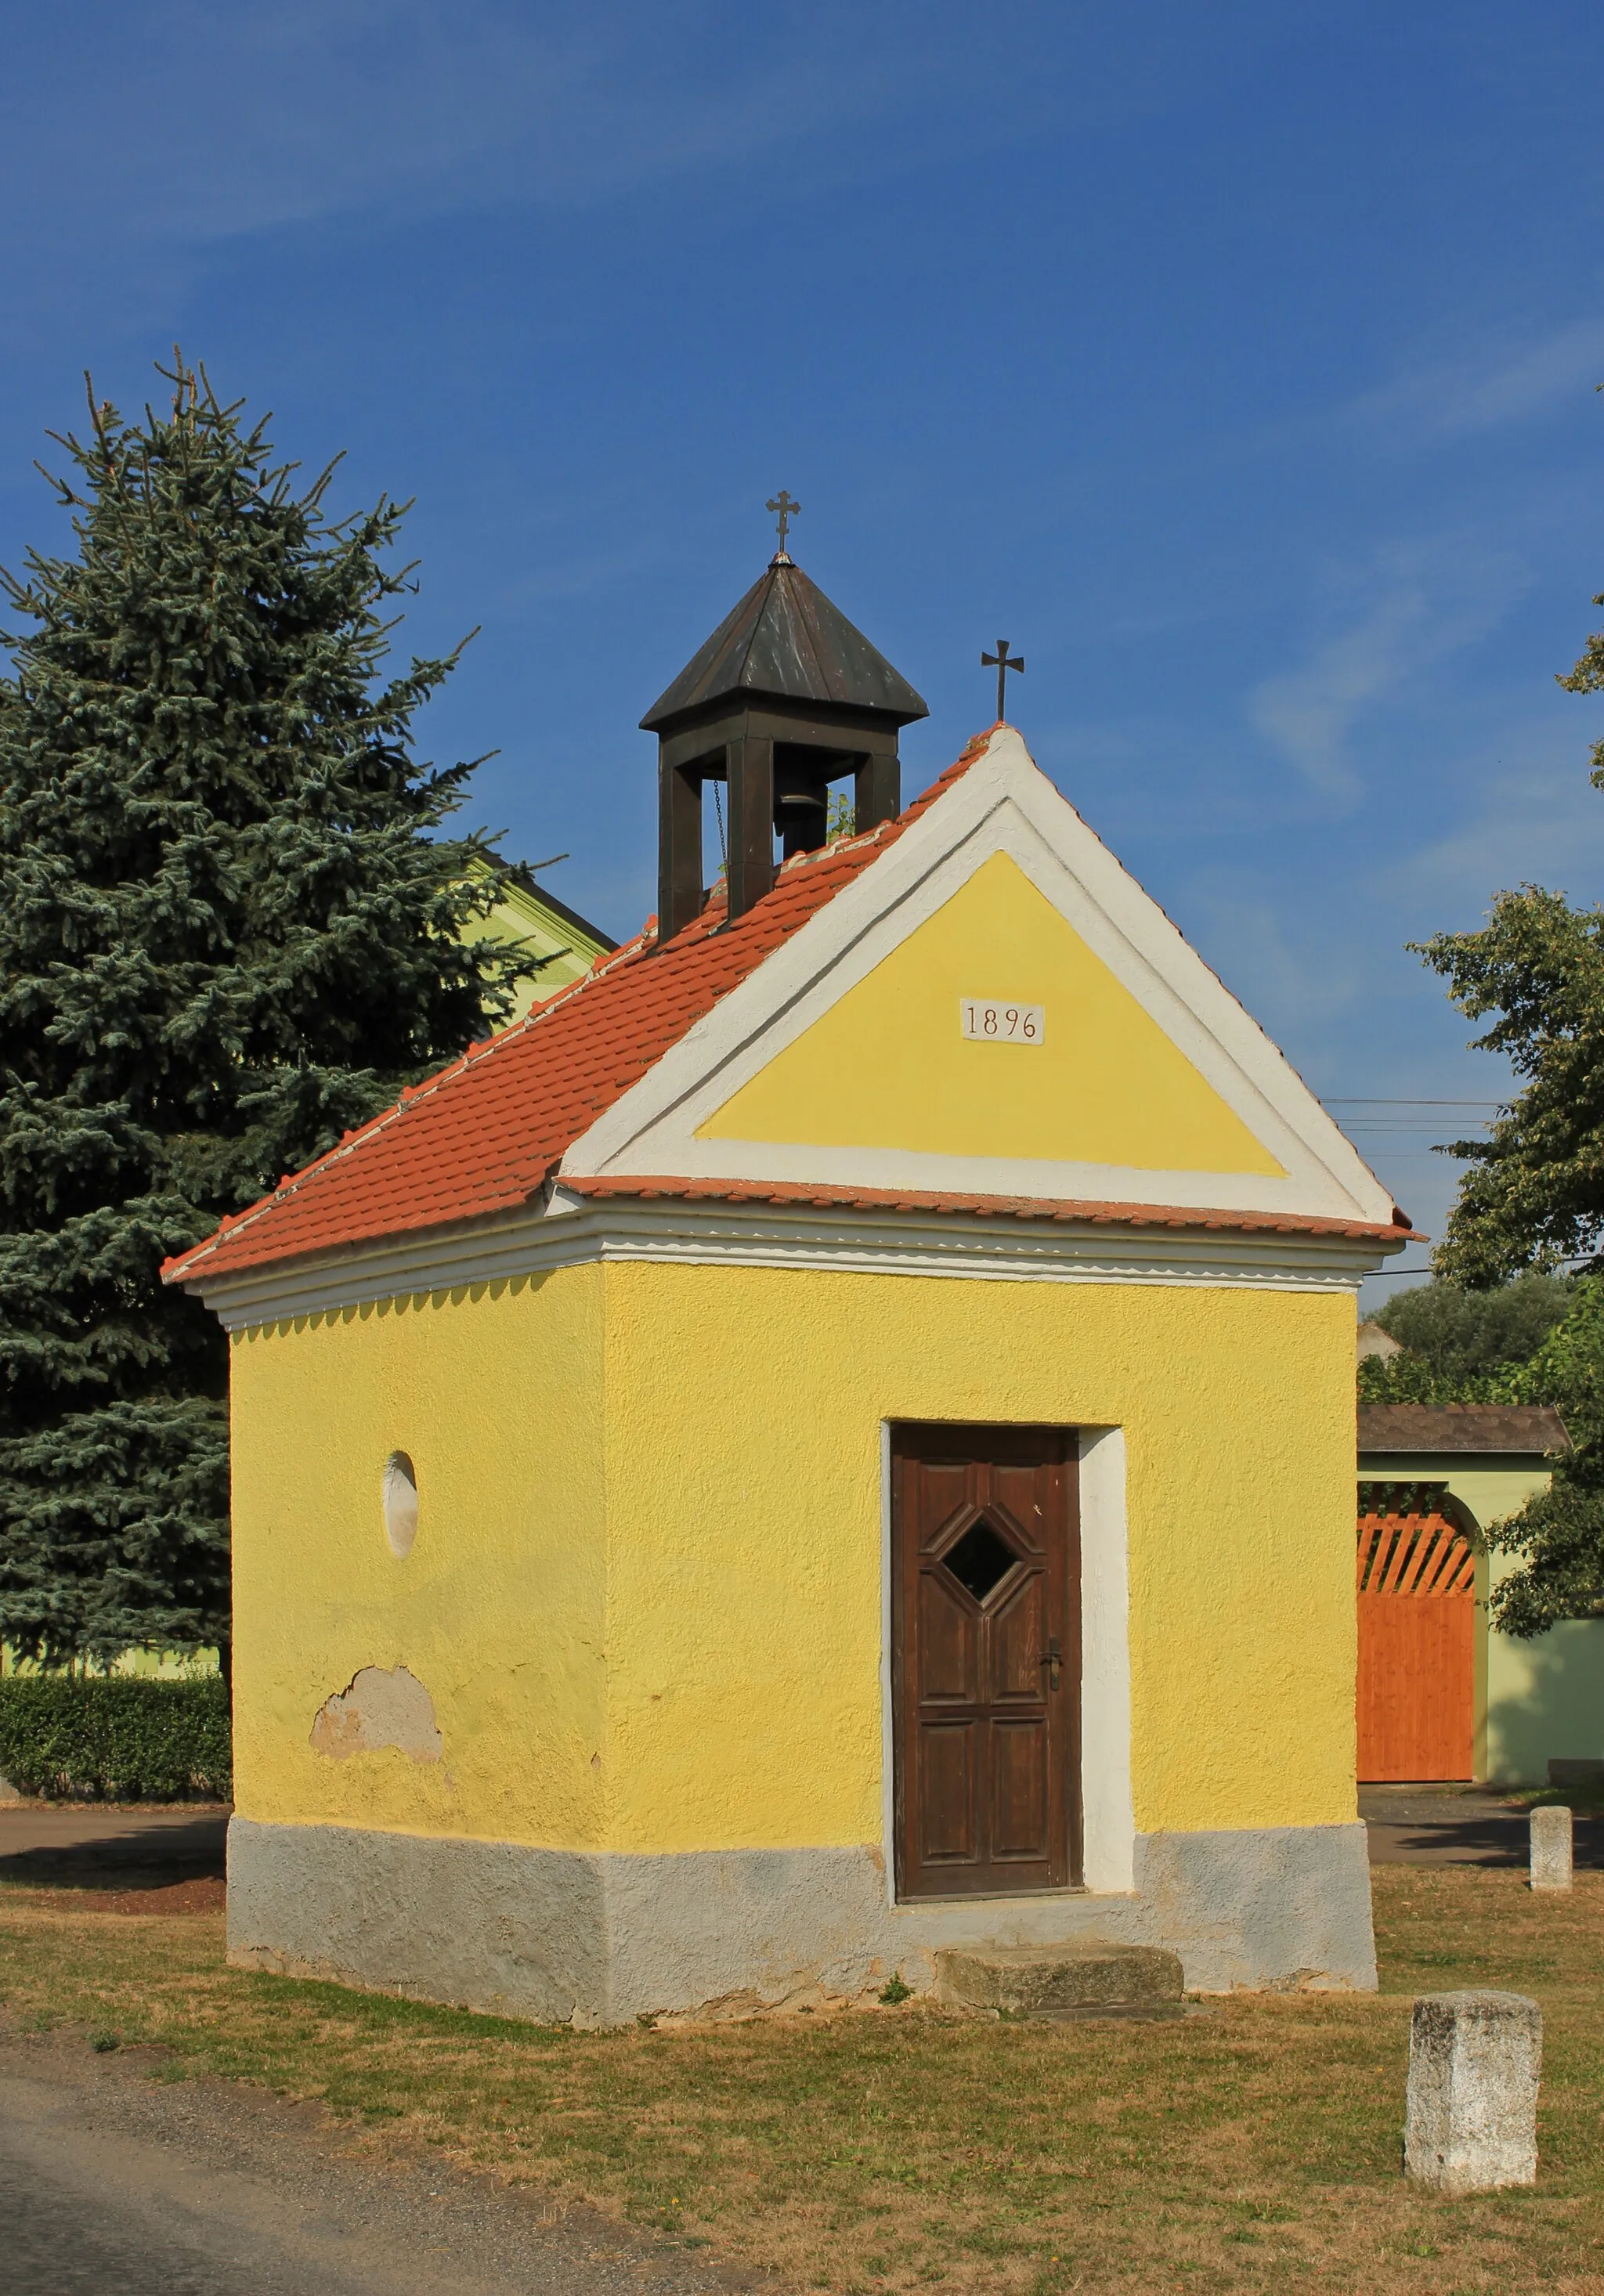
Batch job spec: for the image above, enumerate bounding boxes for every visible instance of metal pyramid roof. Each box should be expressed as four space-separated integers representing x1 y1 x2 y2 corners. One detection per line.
640 556 929 732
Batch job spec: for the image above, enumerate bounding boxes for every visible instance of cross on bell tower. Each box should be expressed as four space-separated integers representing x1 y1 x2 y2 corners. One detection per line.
641 519 928 944
766 489 800 556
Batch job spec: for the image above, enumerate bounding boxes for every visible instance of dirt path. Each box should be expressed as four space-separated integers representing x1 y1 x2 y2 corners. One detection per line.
0 2031 775 2296
0 1804 229 1904
1360 1785 1604 1867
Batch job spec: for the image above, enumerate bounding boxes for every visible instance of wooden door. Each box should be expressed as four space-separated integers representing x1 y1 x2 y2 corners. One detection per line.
891 1424 1079 1899
1356 1510 1476 1782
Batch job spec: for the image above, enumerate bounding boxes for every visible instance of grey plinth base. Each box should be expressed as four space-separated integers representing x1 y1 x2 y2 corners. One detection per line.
1406 1991 1541 2193
226 1815 1376 2027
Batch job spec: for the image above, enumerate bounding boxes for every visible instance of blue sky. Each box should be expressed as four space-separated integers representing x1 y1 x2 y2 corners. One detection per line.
2 2 1602 1298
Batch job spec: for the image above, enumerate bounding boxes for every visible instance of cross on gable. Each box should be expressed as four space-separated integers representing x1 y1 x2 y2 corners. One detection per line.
981 638 1024 723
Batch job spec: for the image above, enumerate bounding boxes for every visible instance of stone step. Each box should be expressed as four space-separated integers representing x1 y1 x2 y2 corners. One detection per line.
934 1942 1186 2020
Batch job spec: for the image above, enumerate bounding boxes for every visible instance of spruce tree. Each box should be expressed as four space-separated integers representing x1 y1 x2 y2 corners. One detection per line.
0 359 524 1667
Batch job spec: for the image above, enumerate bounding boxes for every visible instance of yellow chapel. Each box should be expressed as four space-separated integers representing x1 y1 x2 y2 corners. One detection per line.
166 548 1410 2023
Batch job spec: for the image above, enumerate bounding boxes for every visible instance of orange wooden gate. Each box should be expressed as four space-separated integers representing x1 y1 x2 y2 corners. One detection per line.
1356 1510 1476 1782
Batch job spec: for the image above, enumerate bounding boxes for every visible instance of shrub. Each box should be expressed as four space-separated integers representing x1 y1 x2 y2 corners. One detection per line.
1368 1274 1573 1390
0 1677 230 1800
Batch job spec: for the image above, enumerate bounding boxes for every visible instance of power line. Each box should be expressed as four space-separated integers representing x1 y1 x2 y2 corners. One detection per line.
1376 1251 1602 1279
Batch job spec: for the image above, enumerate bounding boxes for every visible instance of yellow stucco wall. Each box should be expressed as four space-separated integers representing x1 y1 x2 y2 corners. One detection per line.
229 1265 607 1844
698 854 1285 1175
230 1258 1357 1854
603 1263 1355 1848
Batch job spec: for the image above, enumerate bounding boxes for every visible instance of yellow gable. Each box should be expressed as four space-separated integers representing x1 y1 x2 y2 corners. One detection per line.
696 852 1286 1175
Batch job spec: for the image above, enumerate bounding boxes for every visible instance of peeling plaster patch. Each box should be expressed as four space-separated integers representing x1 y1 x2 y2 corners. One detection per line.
309 1666 443 1764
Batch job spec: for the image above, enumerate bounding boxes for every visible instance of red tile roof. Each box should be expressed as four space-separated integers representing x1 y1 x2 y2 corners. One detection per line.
559 1175 1418 1244
164 736 994 1288
164 727 1413 1292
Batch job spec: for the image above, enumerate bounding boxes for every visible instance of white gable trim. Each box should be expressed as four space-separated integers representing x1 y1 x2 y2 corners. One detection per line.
558 729 1396 1226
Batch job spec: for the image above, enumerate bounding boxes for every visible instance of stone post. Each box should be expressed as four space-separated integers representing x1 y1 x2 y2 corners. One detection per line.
1530 1805 1573 1892
1404 1991 1541 2193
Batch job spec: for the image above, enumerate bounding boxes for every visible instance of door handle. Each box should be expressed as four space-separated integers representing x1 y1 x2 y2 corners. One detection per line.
1039 1638 1062 1691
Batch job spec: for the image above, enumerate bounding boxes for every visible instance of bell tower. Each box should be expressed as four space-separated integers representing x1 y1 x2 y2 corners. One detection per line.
641 539 927 944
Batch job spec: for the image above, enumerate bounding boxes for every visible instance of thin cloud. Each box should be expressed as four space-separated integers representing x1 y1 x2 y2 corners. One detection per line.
1248 541 1530 803
1344 315 1604 445
1182 877 1363 1030
1389 753 1604 919
0 3 920 252
0 0 1292 258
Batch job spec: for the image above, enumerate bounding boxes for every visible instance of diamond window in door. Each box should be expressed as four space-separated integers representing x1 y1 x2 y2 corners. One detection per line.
941 1517 1019 1605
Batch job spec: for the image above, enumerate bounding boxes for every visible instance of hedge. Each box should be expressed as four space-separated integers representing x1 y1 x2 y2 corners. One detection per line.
0 1677 231 1801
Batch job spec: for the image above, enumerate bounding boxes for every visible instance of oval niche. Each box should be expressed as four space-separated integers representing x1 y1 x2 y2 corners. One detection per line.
382 1450 419 1558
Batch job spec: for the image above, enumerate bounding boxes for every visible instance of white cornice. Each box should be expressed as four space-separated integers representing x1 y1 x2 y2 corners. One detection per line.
182 1193 1396 1332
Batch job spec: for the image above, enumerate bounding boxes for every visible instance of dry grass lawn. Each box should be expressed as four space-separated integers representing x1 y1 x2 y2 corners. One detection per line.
2 1863 1603 2292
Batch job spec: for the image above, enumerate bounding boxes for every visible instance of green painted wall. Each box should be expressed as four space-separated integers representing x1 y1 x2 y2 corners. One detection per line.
462 868 612 1023
1 1646 218 1678
1358 1451 1604 1785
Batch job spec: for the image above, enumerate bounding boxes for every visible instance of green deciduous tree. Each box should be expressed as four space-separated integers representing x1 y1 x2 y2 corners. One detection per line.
1483 1278 1604 1636
1357 1273 1571 1403
1415 890 1604 1287
1417 587 1604 1288
1400 574 1604 1626
1356 1276 1604 1631
0 359 523 1666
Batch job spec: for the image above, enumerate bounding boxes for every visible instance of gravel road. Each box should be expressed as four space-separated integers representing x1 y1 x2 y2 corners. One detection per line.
0 2031 773 2296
